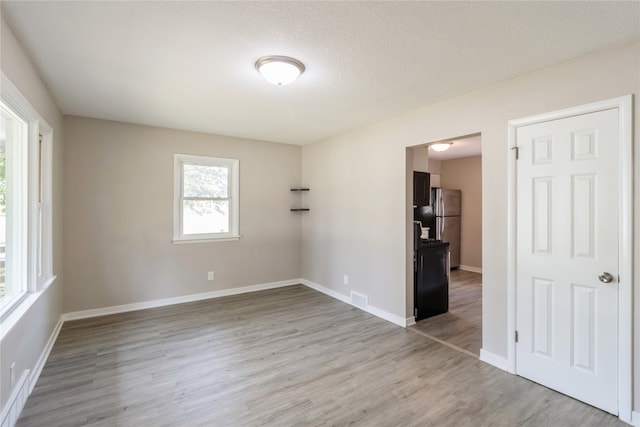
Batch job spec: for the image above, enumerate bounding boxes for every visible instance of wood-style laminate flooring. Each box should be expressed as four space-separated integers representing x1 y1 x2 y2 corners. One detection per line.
18 285 623 427
410 269 482 356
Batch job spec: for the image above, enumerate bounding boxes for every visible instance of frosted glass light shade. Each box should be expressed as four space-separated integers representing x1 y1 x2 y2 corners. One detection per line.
430 143 452 152
256 56 305 86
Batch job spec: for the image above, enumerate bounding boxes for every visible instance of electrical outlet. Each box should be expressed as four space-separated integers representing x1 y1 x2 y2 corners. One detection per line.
343 275 349 285
10 362 15 389
208 271 214 281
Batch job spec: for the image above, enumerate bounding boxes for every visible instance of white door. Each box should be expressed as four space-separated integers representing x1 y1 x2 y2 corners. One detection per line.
515 108 619 414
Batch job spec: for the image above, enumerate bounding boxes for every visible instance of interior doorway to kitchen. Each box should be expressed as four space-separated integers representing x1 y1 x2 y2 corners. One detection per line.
409 134 483 357
411 269 482 356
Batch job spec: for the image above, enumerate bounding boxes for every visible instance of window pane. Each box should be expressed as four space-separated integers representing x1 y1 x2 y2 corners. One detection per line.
1 103 28 303
37 205 43 277
0 128 5 299
183 200 229 235
173 154 239 242
183 165 228 198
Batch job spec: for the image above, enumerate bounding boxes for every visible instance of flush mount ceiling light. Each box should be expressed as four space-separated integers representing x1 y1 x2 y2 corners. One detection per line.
255 55 305 86
429 142 453 152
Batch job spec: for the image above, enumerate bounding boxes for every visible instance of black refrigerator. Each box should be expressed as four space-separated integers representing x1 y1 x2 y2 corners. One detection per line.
414 223 450 321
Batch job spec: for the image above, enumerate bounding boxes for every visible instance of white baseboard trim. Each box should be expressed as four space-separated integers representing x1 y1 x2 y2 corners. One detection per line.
300 279 408 327
29 317 63 394
479 349 510 371
0 370 30 427
367 305 409 328
629 411 640 426
63 279 303 321
1 314 62 427
300 278 351 305
459 265 483 274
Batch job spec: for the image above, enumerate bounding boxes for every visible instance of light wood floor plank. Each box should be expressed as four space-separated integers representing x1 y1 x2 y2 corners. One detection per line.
18 285 622 426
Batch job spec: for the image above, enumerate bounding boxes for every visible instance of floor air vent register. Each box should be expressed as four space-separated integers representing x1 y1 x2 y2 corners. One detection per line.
350 291 368 310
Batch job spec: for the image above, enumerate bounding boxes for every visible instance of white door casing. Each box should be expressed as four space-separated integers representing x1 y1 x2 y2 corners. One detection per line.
506 96 632 422
517 109 618 413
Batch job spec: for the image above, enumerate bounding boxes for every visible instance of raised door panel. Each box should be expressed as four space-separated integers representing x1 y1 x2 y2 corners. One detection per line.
516 108 619 414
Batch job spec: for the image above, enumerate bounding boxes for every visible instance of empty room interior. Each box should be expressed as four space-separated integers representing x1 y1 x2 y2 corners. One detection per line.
1 2 640 426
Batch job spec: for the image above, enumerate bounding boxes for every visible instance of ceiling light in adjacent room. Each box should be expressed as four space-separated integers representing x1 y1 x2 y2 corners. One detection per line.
429 142 452 152
255 56 305 86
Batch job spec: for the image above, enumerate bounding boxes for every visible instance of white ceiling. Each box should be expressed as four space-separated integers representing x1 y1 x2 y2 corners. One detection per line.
2 1 639 146
427 135 482 161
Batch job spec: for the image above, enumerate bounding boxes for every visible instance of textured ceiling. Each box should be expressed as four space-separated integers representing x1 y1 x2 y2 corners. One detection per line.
2 1 639 145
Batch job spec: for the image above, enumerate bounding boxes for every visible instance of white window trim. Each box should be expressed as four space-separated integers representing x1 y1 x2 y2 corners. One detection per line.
1 102 28 314
0 72 56 322
30 123 53 290
173 153 240 243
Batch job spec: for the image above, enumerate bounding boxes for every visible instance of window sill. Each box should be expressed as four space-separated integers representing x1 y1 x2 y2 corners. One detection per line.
172 235 241 244
0 293 29 324
0 275 57 341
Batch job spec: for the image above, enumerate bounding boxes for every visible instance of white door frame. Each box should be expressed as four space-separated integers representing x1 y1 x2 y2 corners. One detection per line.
506 95 633 422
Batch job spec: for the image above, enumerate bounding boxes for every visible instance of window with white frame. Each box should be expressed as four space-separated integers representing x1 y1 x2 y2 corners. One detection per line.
0 73 54 320
0 101 28 308
173 154 239 242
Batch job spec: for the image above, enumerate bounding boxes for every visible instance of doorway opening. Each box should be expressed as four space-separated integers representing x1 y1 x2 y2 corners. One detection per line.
408 133 483 357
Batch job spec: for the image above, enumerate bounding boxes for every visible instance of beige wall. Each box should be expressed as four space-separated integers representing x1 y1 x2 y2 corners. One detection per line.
63 117 302 312
440 156 482 271
0 14 64 412
412 146 428 172
301 41 639 404
427 158 441 187
427 158 441 175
